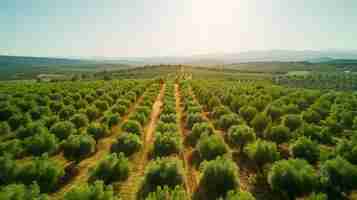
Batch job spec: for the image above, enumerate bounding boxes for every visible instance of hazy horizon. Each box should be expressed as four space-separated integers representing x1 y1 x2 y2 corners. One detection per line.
1 0 357 58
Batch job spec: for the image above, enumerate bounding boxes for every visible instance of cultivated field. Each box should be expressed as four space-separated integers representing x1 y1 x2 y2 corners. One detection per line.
0 67 356 200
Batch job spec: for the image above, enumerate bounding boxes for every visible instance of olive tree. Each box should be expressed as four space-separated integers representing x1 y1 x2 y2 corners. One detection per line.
227 125 256 152
111 133 142 157
200 157 239 199
268 159 318 200
89 153 129 184
291 137 320 164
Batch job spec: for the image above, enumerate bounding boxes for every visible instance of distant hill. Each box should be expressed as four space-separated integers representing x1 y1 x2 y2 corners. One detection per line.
0 55 132 80
93 50 357 65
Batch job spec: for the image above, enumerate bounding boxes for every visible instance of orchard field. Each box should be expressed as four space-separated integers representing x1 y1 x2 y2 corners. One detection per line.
0 66 356 200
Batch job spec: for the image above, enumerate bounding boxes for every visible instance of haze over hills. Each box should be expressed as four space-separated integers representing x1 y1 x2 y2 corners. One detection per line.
2 50 357 66
88 50 357 65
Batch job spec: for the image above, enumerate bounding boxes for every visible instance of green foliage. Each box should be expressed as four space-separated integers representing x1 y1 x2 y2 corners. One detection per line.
24 131 58 156
17 155 64 192
239 106 257 123
112 104 128 116
200 157 239 199
186 113 204 129
94 100 109 112
64 181 117 200
302 109 321 124
211 106 231 120
50 121 76 140
0 104 16 121
156 122 178 134
266 106 283 122
291 137 320 164
87 123 109 140
102 113 120 128
63 134 96 162
8 113 31 130
244 139 280 169
160 114 177 124
89 153 129 184
197 134 227 161
0 183 48 200
227 125 256 151
217 113 241 131
250 113 270 134
320 157 357 195
188 122 214 146
153 132 181 157
336 138 357 165
207 96 221 111
0 139 25 159
283 114 302 131
268 159 318 200
220 190 256 200
16 122 47 139
0 154 17 185
145 186 188 200
268 125 291 144
140 158 184 198
70 113 89 129
86 106 100 122
59 106 76 120
121 120 142 135
111 133 142 157
306 193 328 200
42 115 60 129
0 121 10 135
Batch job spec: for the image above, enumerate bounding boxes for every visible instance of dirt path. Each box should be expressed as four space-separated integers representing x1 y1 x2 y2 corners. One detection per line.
118 84 165 200
50 94 145 200
175 84 199 197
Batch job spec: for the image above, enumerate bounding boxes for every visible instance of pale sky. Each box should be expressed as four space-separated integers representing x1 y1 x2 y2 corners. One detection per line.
1 0 357 58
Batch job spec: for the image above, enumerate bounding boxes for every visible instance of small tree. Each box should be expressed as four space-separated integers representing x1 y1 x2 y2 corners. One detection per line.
200 157 239 199
24 132 58 156
17 155 64 193
121 120 142 135
140 158 184 198
188 122 214 146
268 125 291 144
64 181 116 200
0 122 10 136
217 113 241 131
87 123 109 140
239 106 257 123
111 133 142 157
62 135 96 162
320 157 357 197
86 106 100 122
186 113 204 129
197 134 227 161
0 183 48 200
146 186 188 200
222 190 256 200
0 155 17 185
70 113 89 129
283 114 302 131
250 113 270 135
244 139 280 170
291 137 320 164
268 159 318 200
153 132 181 157
227 125 256 152
50 121 76 140
89 153 129 184
302 109 321 124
